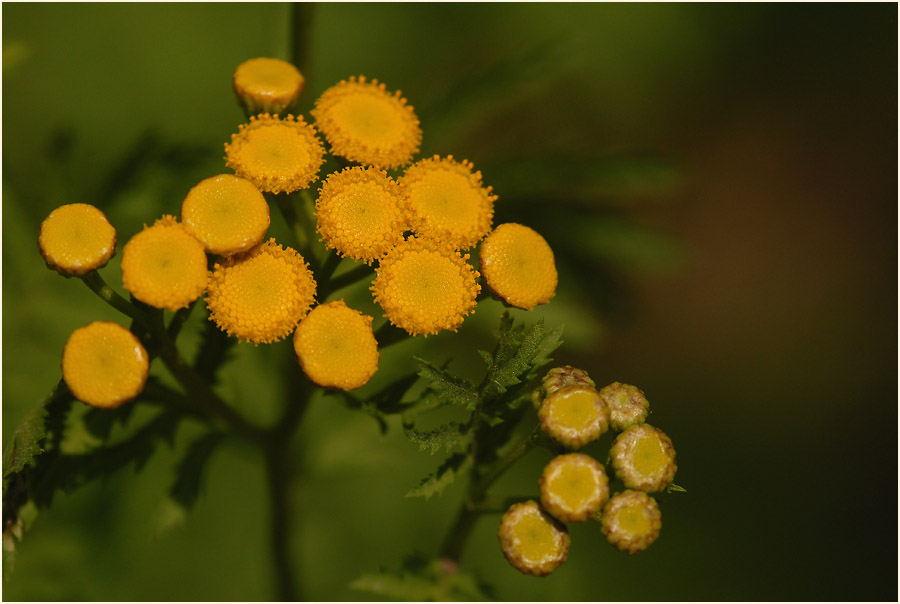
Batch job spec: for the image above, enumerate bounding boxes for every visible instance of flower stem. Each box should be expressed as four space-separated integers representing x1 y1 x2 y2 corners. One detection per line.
80 270 150 323
319 263 374 301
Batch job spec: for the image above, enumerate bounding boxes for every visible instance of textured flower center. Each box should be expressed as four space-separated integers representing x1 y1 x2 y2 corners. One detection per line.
181 175 269 255
241 124 311 175
331 93 405 147
549 388 601 432
548 463 596 511
408 169 482 228
394 251 465 319
633 435 668 477
39 203 116 275
618 504 652 536
511 513 559 563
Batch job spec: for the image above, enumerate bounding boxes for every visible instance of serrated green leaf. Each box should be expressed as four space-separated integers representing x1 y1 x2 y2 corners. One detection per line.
404 422 469 455
170 432 224 510
477 349 493 368
406 453 472 499
481 315 564 403
351 555 496 601
415 358 479 410
3 382 71 486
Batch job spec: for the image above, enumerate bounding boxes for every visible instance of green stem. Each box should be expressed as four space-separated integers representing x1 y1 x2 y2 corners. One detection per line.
81 270 150 323
167 300 196 340
317 251 343 284
319 263 374 301
373 321 411 348
265 446 299 602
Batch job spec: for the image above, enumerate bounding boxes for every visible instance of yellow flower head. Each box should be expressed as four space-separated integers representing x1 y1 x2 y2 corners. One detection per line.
206 238 316 344
401 155 496 250
315 166 407 264
233 57 305 115
62 321 149 408
38 203 116 276
293 300 379 390
480 223 557 310
610 424 677 493
600 490 662 554
311 75 422 169
539 453 610 524
121 215 208 311
539 384 609 449
181 174 270 256
498 500 570 577
225 113 325 194
371 238 480 337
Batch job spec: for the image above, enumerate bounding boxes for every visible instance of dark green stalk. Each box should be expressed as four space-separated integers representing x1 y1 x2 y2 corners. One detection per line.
81 270 150 323
319 263 374 301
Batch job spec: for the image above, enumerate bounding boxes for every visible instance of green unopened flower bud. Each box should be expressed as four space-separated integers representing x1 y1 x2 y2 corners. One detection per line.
601 490 662 554
498 500 570 577
610 424 676 492
539 453 609 523
531 365 596 408
597 382 650 432
539 385 609 449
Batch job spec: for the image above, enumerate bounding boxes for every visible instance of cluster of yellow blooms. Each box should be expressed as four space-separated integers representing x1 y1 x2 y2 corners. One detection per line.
38 56 560 407
499 367 676 575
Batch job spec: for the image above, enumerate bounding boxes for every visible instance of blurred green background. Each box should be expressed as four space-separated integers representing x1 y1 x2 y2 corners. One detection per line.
2 3 896 601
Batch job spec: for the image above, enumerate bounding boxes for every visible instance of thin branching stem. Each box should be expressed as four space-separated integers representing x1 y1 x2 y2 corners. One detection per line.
80 270 150 324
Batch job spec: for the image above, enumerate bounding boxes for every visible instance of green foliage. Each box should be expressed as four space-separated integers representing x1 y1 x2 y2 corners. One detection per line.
170 431 225 510
350 553 495 601
406 452 473 500
415 359 479 410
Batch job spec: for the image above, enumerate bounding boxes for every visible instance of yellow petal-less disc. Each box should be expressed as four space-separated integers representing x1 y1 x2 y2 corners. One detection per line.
62 321 149 408
480 223 557 310
39 203 116 275
293 300 379 390
600 490 662 554
233 57 305 115
121 215 208 311
181 174 270 255
498 500 569 577
539 453 610 523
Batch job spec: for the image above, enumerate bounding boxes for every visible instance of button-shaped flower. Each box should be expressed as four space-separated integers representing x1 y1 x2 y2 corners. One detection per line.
598 382 650 432
62 321 149 408
232 57 305 115
121 215 208 311
315 166 407 265
206 238 316 344
225 113 325 194
498 500 569 577
538 384 609 449
371 238 480 337
539 453 610 523
480 223 557 310
312 75 421 170
400 155 495 250
600 490 662 554
610 424 677 492
39 203 116 276
181 174 270 256
293 300 379 390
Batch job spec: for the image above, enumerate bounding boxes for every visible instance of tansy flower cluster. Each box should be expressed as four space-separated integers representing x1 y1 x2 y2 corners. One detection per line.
499 366 678 576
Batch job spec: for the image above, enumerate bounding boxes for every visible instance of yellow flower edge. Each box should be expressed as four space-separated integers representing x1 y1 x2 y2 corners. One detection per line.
538 384 609 449
610 424 677 493
597 381 650 432
480 223 558 310
401 155 496 250
39 203 117 276
225 113 325 194
62 321 149 409
206 238 317 344
233 57 305 115
531 365 596 409
181 174 271 256
311 75 422 170
498 500 570 577
315 166 407 264
371 238 480 337
293 300 379 390
539 452 610 523
121 215 208 311
600 490 662 554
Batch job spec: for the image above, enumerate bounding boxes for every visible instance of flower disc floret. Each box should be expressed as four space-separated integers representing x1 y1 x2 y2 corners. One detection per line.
225 113 325 194
311 75 421 169
39 203 116 275
371 238 480 337
293 300 379 390
610 424 677 492
121 215 208 311
480 223 557 310
539 453 610 523
401 155 496 250
315 166 407 264
181 174 270 255
62 321 149 408
598 382 650 432
206 238 316 344
539 384 609 449
531 365 596 408
233 57 305 115
498 500 570 577
600 490 662 554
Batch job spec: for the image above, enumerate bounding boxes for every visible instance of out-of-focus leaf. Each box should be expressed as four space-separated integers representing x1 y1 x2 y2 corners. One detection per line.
351 554 495 601
406 452 472 500
170 432 224 510
404 422 469 456
3 382 71 490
